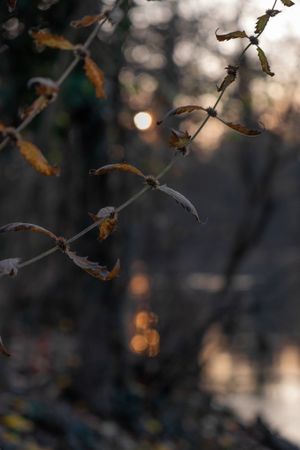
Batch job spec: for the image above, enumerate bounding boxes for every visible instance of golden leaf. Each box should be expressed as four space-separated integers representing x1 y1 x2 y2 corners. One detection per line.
169 129 191 155
31 30 75 50
89 207 118 241
71 14 105 28
19 96 50 120
215 29 248 41
84 56 106 99
17 140 60 176
89 163 145 178
157 105 205 125
257 46 274 76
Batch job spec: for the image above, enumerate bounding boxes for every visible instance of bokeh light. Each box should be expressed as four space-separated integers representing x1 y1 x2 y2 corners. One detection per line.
133 111 153 130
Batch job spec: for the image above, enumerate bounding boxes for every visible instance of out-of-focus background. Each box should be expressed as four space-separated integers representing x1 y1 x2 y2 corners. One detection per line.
1 0 300 449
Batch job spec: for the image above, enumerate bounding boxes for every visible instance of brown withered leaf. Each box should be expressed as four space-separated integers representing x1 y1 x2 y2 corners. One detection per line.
31 30 75 50
20 96 50 120
217 65 239 92
255 14 269 34
0 222 58 241
257 46 274 76
84 56 106 99
89 163 145 178
157 184 200 222
89 206 118 241
281 0 294 6
0 337 10 357
98 215 118 241
217 118 262 136
7 0 16 12
169 129 191 155
157 105 205 125
0 258 21 277
17 140 60 176
71 14 105 28
215 29 248 41
65 249 120 281
28 77 59 97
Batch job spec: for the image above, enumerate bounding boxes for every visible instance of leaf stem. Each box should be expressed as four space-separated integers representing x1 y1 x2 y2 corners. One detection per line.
3 0 284 274
0 0 123 152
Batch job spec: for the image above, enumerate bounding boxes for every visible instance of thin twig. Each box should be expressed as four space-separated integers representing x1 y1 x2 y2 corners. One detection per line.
5 0 282 273
0 0 124 152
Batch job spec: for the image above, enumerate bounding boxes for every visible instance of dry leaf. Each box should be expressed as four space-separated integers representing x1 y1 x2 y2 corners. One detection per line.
257 46 274 76
0 337 10 357
280 0 294 6
157 105 205 125
71 14 105 28
17 140 60 176
255 10 280 34
28 77 59 97
20 96 50 120
255 14 269 34
65 249 120 281
157 184 200 222
0 222 58 241
89 163 145 178
217 65 239 92
215 29 248 41
0 258 21 277
31 30 75 50
89 207 118 241
84 56 106 99
169 129 191 155
217 118 262 136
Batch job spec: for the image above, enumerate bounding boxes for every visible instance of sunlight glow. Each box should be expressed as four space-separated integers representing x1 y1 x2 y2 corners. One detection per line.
133 112 153 130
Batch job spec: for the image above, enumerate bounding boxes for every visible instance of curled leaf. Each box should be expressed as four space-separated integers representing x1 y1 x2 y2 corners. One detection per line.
17 140 60 176
215 29 248 41
31 30 75 50
157 105 205 125
217 118 262 136
0 337 10 357
89 207 118 241
89 163 145 178
157 184 201 222
28 77 59 97
0 222 58 241
217 65 239 93
280 0 294 6
84 56 106 99
257 46 274 76
169 129 191 155
255 14 269 34
0 258 21 277
65 249 120 281
71 14 105 28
